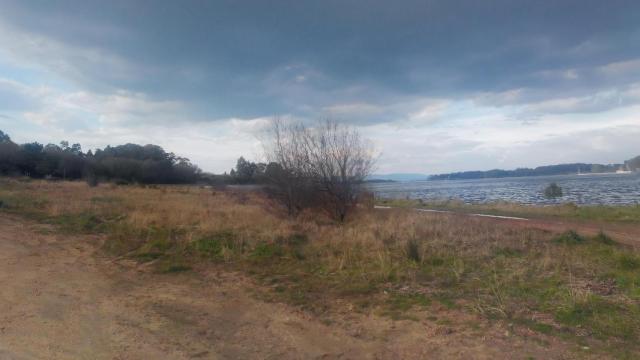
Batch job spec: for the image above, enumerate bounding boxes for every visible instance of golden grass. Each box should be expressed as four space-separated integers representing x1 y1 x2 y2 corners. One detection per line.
2 178 640 356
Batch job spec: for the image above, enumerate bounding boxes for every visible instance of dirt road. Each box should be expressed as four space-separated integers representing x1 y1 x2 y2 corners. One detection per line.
0 214 581 359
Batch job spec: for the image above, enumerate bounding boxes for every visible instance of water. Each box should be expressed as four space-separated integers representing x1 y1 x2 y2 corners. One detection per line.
367 172 640 206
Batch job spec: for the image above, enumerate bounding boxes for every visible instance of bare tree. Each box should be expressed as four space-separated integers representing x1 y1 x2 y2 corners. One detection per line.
263 118 376 221
301 120 376 221
263 118 313 215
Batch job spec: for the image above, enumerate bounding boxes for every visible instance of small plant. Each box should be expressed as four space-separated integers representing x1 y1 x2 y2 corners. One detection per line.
85 173 99 187
553 230 585 245
250 242 283 260
618 254 640 270
192 230 237 257
406 239 421 263
162 264 192 273
544 182 563 199
594 231 616 245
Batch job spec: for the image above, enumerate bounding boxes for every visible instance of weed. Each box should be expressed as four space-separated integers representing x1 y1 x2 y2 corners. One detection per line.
52 213 103 233
594 231 616 245
553 230 585 245
250 242 284 261
406 238 421 263
191 230 236 258
162 264 192 273
618 254 640 270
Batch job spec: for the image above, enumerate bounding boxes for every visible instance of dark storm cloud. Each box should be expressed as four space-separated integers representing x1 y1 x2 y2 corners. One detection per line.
1 0 639 120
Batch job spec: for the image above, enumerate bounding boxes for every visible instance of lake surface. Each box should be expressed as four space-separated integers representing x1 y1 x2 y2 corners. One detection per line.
367 172 640 205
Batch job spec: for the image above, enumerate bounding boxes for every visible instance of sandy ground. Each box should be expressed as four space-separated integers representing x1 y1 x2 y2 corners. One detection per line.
0 213 588 359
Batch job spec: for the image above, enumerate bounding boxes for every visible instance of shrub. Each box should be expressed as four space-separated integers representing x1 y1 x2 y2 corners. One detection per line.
618 254 640 270
406 239 421 263
544 182 563 199
553 230 585 245
594 231 616 245
86 173 99 187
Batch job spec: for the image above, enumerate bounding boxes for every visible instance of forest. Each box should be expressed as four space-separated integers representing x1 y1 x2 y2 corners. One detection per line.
0 130 201 184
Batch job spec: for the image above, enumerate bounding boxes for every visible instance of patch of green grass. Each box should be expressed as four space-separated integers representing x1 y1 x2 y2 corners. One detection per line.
50 213 103 233
250 242 284 261
161 264 192 273
553 230 585 245
102 222 147 255
618 254 640 270
594 231 617 245
0 192 49 217
555 296 639 340
191 230 237 258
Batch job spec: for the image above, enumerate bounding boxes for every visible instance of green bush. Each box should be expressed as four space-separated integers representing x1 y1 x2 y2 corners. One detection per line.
406 239 421 263
250 242 283 260
553 230 585 245
544 182 563 199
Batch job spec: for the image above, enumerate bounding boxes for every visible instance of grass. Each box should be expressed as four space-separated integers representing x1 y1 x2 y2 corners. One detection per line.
377 198 640 223
1 177 640 355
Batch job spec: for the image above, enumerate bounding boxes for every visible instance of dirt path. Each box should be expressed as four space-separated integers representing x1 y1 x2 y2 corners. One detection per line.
0 214 585 359
376 206 640 247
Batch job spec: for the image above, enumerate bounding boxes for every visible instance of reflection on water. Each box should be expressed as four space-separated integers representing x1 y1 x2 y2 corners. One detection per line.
367 172 640 205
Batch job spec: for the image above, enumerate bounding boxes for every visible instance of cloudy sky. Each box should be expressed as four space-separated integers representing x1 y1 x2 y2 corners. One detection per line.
1 0 639 174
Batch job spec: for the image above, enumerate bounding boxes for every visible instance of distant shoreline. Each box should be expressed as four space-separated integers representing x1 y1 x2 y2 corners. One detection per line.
428 170 638 181
430 158 639 181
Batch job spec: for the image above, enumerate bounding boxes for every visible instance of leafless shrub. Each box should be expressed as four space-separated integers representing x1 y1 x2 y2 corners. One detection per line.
263 118 376 221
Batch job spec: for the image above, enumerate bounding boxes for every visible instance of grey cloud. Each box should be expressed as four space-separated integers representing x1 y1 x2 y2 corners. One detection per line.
0 0 639 123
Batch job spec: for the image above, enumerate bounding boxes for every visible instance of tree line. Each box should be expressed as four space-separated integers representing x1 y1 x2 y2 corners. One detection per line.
0 130 201 184
1 119 377 221
429 162 631 180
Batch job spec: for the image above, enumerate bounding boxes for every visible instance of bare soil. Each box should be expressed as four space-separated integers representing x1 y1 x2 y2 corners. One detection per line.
0 214 590 359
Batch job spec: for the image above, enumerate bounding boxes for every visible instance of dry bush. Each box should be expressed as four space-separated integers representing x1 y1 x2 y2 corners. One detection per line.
263 118 376 221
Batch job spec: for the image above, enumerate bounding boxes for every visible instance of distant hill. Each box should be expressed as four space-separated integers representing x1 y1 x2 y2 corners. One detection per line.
429 158 639 181
368 173 429 182
625 156 640 172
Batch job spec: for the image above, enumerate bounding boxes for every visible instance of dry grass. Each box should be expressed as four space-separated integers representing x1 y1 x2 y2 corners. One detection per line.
2 178 640 356
379 198 640 223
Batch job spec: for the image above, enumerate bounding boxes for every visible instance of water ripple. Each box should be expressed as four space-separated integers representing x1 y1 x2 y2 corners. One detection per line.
368 173 640 205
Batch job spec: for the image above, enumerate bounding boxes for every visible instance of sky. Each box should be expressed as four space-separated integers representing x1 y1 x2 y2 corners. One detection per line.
0 0 639 174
